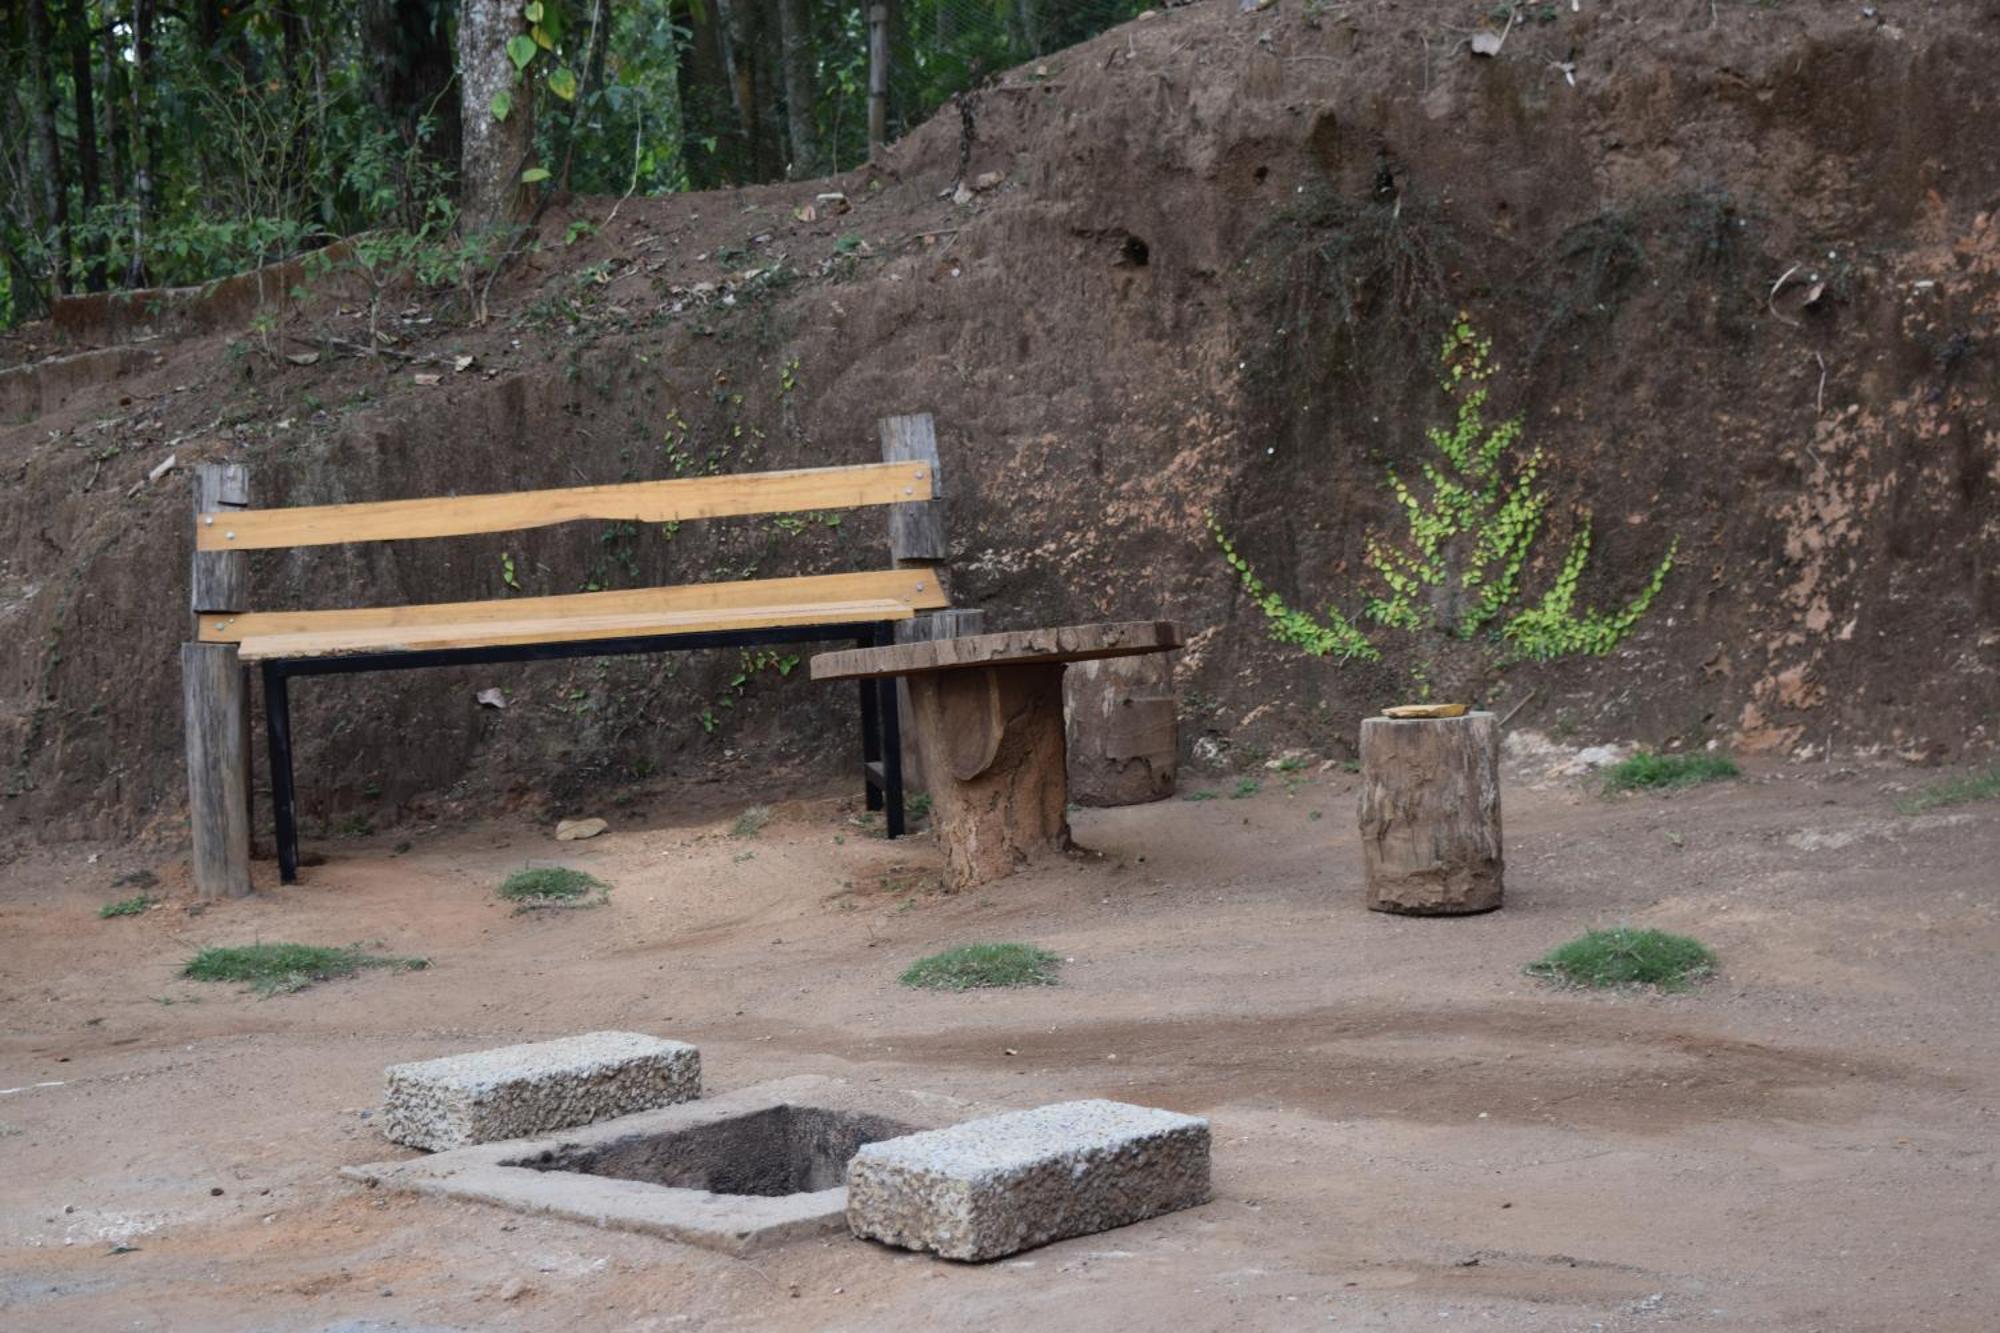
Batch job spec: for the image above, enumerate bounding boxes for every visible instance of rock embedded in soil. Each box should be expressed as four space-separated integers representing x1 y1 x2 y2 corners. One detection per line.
381 1031 700 1151
846 1099 1211 1261
554 817 608 841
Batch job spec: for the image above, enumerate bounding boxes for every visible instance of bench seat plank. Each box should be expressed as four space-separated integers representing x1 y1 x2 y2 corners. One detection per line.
195 462 935 552
200 569 948 644
235 599 917 661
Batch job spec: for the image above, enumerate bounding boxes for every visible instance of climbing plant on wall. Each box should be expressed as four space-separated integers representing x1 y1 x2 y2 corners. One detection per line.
1215 317 1678 677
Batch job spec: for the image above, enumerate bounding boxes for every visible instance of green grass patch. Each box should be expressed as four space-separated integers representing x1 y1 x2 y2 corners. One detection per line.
907 793 933 820
100 894 153 919
1527 927 1716 992
1231 777 1261 799
899 942 1061 992
1601 751 1739 793
1897 761 2000 814
498 866 608 909
730 805 772 838
182 943 428 997
1183 789 1218 802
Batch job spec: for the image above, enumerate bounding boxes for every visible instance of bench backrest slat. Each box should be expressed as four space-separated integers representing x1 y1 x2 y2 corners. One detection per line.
196 568 950 643
195 460 935 553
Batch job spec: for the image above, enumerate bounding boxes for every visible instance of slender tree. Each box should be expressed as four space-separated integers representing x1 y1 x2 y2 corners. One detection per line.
457 0 533 228
66 0 105 289
777 0 819 178
25 0 69 294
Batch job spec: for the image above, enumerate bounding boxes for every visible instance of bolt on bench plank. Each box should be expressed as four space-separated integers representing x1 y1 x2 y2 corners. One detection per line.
382 1031 700 1151
846 1098 1211 1261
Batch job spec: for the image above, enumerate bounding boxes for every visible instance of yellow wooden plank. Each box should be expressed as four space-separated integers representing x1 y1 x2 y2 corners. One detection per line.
195 462 935 552
200 569 950 643
235 600 918 661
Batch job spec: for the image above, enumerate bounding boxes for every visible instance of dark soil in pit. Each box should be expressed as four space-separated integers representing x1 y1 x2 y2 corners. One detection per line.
515 1105 916 1198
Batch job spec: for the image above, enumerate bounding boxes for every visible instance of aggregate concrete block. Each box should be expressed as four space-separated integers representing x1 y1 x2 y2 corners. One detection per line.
382 1031 699 1151
845 1098 1210 1260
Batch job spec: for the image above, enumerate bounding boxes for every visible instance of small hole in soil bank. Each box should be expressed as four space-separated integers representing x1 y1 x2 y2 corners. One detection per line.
1120 234 1151 267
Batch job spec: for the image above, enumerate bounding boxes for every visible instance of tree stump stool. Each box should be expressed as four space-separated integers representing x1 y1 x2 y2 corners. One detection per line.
1357 710 1503 915
1064 653 1178 807
812 623 1182 889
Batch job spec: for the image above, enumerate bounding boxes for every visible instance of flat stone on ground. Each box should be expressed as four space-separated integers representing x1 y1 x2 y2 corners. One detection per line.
846 1098 1211 1261
382 1031 699 1151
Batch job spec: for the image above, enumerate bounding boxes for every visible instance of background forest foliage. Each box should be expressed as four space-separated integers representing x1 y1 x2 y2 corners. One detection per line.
0 0 1149 327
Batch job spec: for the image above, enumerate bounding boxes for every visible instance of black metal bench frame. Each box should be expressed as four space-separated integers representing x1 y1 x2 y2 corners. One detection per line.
259 620 905 883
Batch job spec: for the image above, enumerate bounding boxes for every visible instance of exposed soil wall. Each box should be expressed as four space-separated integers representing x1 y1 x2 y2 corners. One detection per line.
1 0 1995 847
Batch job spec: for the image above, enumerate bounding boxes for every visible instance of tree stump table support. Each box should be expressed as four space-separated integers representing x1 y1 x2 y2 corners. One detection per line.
1357 710 1503 915
812 623 1181 889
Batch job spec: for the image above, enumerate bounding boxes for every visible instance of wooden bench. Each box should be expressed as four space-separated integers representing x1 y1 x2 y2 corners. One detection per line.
182 413 966 897
810 622 1182 890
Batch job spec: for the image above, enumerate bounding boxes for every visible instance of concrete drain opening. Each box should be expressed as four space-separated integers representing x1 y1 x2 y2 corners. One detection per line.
346 1077 949 1255
510 1105 916 1198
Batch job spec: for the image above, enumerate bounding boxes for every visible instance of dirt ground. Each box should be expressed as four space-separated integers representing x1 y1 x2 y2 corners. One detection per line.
3 751 1997 1332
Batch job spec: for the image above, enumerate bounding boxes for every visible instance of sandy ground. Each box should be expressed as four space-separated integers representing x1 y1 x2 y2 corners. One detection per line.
2 756 1997 1332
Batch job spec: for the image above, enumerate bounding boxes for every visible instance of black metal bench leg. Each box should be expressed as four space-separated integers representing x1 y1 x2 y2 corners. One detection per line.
879 671 905 839
857 635 884 813
262 662 300 885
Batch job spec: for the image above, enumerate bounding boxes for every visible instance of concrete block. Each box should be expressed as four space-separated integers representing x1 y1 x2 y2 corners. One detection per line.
382 1031 699 1151
845 1099 1210 1260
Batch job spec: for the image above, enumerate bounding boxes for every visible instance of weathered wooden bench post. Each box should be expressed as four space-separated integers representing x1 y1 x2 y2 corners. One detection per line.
1357 709 1503 914
880 413 984 804
183 462 253 898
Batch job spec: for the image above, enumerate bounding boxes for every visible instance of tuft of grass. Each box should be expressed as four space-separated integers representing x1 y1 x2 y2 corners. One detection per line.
100 894 153 919
1231 777 1262 799
1527 927 1716 992
731 805 772 838
498 866 608 909
1183 789 1219 802
1601 751 1739 793
899 942 1061 992
907 793 933 820
1897 762 2000 814
182 943 428 997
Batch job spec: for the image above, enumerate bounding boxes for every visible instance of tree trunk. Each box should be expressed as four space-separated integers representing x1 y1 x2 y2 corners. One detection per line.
1357 711 1504 915
457 0 533 230
26 0 69 295
133 0 162 260
362 0 460 168
65 0 104 289
777 0 819 178
100 4 128 204
909 664 1073 890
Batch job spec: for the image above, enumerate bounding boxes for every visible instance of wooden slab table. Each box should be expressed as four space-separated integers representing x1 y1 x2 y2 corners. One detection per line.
811 622 1182 888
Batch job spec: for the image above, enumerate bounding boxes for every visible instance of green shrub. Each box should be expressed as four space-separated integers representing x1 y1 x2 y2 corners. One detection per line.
183 943 427 997
1896 762 2000 814
1528 928 1715 992
498 867 608 908
100 894 153 919
1602 751 1740 793
899 943 1061 992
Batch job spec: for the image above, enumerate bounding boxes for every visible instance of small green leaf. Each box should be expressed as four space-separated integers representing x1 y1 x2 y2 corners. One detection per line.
546 65 578 101
506 33 537 70
520 167 552 184
489 90 512 122
531 23 555 50
523 1 544 20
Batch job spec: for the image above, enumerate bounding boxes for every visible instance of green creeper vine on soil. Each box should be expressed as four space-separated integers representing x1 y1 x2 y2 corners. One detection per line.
1215 317 1677 666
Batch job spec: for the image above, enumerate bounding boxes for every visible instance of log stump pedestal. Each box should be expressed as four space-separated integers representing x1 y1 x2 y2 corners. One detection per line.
812 623 1181 889
1357 710 1504 915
